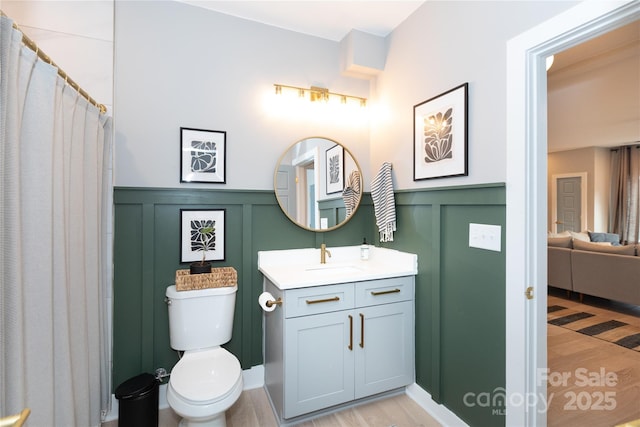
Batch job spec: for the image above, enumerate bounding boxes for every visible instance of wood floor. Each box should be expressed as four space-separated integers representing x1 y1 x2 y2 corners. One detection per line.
547 291 640 427
103 388 442 427
104 292 639 427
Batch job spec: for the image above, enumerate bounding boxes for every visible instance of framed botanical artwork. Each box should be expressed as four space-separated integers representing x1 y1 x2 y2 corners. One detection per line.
180 209 225 263
180 127 226 183
413 83 468 181
325 144 344 194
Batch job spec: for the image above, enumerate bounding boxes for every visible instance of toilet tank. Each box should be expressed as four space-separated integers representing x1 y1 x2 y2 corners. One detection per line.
166 284 237 351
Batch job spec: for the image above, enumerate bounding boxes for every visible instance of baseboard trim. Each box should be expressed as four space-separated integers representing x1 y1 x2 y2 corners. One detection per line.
103 366 466 427
406 383 469 427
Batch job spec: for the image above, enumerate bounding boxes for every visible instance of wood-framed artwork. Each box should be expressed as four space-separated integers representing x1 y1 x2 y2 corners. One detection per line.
180 209 225 263
180 127 226 183
325 144 344 194
413 82 468 181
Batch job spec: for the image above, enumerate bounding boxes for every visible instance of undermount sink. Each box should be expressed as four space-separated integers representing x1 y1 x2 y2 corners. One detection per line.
258 245 418 290
304 263 363 274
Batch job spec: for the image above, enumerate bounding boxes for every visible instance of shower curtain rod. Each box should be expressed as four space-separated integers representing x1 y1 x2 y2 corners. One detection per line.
2 11 107 114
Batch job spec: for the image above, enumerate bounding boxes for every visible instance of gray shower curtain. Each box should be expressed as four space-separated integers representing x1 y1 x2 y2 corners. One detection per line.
0 16 112 426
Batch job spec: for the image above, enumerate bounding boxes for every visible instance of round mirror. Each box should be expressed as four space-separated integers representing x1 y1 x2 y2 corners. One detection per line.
274 137 363 232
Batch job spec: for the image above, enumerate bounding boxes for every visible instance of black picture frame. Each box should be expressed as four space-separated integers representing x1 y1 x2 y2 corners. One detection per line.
413 83 468 180
180 209 226 263
180 127 226 183
325 144 344 194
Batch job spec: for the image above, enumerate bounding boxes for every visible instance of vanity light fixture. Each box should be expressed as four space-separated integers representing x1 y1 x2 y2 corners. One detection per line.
274 84 367 107
309 86 329 102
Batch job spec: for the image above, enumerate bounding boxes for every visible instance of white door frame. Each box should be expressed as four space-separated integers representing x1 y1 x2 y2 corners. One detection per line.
292 147 320 229
551 172 588 233
505 2 639 426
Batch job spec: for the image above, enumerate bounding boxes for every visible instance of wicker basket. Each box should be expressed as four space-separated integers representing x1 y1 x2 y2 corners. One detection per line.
175 266 237 291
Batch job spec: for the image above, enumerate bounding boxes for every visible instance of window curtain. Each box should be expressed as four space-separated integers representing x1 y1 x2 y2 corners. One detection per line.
609 145 640 244
1 16 112 426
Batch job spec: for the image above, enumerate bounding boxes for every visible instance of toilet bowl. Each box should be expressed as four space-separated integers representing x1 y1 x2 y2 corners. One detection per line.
167 347 243 427
165 284 241 426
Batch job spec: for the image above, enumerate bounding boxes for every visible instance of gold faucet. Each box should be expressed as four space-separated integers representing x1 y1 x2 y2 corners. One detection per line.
320 243 332 264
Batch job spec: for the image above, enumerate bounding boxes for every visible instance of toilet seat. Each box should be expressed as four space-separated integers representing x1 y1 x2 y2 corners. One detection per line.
170 347 242 405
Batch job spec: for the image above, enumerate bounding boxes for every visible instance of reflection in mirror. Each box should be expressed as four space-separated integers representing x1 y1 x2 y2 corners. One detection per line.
274 137 362 232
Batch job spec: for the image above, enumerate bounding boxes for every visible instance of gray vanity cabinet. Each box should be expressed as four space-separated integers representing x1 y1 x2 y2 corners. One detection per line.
284 309 355 417
263 276 415 422
354 299 414 399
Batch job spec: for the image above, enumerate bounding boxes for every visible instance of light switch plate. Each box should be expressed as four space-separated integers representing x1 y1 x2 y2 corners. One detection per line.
469 223 502 252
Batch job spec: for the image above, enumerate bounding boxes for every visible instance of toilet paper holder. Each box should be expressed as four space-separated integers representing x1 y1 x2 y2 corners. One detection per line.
266 297 282 308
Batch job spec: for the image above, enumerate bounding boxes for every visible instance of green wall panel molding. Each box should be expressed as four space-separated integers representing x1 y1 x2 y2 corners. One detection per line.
112 187 372 390
393 183 506 207
376 183 506 427
113 204 145 383
439 205 506 427
114 187 278 205
112 184 505 427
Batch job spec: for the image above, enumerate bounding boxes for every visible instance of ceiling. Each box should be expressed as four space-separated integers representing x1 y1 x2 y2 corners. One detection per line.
177 0 426 41
549 19 640 74
177 1 638 72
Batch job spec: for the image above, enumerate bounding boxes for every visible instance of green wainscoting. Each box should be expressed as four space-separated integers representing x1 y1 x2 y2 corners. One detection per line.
318 197 347 228
386 184 506 427
112 184 505 427
112 187 373 392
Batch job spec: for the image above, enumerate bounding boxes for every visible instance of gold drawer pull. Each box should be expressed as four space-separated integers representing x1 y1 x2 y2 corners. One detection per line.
370 288 401 296
306 296 340 305
359 313 364 348
348 315 353 351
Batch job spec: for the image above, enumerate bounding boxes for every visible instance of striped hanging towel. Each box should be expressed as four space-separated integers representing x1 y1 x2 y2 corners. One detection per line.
371 162 396 242
342 170 361 217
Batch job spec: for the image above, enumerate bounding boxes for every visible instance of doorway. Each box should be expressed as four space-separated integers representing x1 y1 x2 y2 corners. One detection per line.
505 2 640 426
291 148 320 229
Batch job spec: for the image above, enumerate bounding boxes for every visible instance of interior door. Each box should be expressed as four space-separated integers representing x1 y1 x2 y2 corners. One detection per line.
275 164 296 217
556 176 581 232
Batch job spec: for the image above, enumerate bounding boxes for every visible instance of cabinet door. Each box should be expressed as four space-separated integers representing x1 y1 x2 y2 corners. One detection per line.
355 301 414 399
284 311 355 418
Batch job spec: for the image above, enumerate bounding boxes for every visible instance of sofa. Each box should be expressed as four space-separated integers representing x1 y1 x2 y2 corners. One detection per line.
548 234 640 306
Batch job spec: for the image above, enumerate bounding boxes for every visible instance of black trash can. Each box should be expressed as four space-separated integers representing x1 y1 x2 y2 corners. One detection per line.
115 373 159 427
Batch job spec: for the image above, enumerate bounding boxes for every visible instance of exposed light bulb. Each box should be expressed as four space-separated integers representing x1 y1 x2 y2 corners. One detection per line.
546 55 555 71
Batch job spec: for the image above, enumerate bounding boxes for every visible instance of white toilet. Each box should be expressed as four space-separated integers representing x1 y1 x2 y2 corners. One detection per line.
165 284 243 427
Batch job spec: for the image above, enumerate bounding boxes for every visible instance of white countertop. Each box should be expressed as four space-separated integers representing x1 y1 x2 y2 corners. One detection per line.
258 245 418 290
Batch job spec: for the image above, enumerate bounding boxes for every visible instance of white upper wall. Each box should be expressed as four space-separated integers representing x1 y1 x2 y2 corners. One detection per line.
113 1 370 190
547 147 611 232
370 1 577 189
114 1 580 191
2 0 114 111
7 1 584 191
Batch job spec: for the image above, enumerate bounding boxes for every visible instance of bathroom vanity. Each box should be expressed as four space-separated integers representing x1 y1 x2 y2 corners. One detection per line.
258 245 417 424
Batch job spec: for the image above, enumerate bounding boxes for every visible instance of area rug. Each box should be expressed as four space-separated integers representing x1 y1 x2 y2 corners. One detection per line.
547 305 640 352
